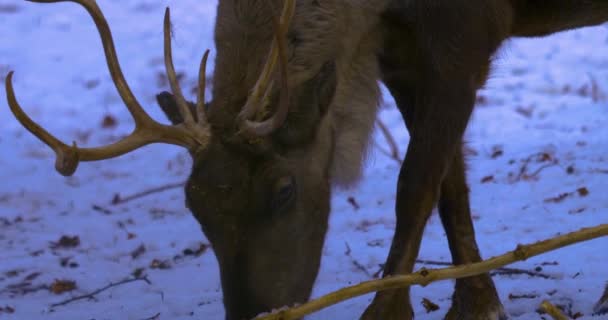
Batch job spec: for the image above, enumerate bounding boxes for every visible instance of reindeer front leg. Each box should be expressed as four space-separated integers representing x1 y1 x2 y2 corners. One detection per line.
438 148 507 320
364 4 511 318
361 71 479 320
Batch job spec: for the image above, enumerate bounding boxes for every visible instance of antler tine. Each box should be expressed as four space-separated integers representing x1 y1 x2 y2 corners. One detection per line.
6 1 210 176
237 0 296 137
6 72 198 176
239 13 291 136
6 72 79 176
237 42 278 122
197 50 211 125
163 8 196 126
164 8 212 142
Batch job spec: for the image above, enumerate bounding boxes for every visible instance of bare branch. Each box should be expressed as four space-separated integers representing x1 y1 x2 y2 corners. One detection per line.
376 119 402 165
254 224 608 320
540 300 569 320
111 181 186 205
50 276 150 308
139 312 161 320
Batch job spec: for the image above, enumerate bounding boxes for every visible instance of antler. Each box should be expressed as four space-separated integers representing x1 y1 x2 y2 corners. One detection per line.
237 0 295 137
5 0 210 176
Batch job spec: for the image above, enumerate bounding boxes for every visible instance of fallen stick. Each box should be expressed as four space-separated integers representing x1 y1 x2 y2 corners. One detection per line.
540 300 569 320
375 119 402 165
415 259 555 279
111 181 185 205
139 312 161 320
373 259 556 279
50 276 150 308
254 224 608 320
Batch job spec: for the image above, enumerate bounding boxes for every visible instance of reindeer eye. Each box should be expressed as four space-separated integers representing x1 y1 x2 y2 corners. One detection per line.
272 176 296 211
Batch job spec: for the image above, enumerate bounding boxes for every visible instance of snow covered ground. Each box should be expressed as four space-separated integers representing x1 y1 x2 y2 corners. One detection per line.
0 1 607 319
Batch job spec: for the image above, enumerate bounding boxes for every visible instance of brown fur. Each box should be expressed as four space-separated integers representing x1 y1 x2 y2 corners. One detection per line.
152 1 608 319
209 0 388 187
152 0 608 318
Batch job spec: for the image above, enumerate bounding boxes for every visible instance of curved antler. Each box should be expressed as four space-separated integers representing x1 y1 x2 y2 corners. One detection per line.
237 0 295 137
163 7 211 143
5 0 210 176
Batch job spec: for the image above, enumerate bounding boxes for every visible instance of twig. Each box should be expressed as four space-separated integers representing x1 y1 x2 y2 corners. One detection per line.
140 312 161 320
540 300 569 320
417 259 555 279
491 267 554 279
592 168 608 175
375 120 402 165
50 276 150 308
526 163 559 179
111 181 186 205
92 204 113 215
376 259 555 280
344 242 372 277
510 152 558 183
254 224 608 320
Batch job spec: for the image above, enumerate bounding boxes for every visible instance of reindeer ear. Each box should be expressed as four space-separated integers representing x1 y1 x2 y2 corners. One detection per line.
156 91 201 124
273 61 337 146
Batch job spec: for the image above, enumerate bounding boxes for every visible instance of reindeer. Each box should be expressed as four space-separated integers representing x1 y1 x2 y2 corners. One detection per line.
5 0 608 319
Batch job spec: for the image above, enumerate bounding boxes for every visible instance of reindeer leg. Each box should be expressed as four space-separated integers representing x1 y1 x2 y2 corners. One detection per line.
361 74 478 320
363 4 510 319
439 148 507 320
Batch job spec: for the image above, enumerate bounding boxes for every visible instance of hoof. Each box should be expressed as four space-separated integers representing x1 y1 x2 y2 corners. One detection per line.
360 290 413 320
445 275 508 320
445 304 508 320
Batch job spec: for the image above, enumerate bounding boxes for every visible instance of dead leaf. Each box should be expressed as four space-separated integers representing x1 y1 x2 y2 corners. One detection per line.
491 145 504 159
50 279 77 295
50 235 80 249
183 243 209 257
131 244 147 259
481 175 494 183
0 305 15 314
515 105 534 118
84 79 100 89
544 192 570 203
150 259 171 270
566 165 575 174
577 187 589 197
421 298 439 313
347 196 360 210
24 272 41 281
132 268 146 279
101 114 118 129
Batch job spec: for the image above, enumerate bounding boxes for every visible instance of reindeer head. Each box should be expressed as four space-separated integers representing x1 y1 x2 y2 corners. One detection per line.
6 0 339 318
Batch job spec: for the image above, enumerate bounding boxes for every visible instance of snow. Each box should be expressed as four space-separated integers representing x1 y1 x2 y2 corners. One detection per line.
0 1 607 319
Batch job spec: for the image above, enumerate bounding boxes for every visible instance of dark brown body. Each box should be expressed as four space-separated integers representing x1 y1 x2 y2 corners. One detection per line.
364 1 608 319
